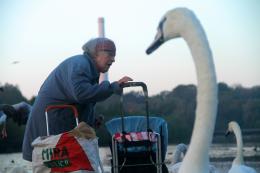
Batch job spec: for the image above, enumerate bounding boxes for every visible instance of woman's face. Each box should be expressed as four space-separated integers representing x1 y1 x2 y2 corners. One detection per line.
94 51 115 73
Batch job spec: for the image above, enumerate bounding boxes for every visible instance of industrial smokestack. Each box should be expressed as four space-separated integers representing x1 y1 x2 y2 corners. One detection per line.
98 17 109 82
98 17 105 37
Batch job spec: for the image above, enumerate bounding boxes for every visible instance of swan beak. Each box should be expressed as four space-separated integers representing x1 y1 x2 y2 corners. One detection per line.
146 31 164 55
225 130 231 137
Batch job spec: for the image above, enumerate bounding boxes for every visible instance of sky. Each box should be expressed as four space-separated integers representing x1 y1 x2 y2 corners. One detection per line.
0 0 260 99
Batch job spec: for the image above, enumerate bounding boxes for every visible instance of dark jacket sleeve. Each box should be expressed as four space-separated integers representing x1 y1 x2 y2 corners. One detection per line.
68 59 121 104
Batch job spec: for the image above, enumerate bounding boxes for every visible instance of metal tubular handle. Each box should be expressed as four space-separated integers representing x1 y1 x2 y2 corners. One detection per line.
45 104 79 136
120 82 150 133
121 82 148 91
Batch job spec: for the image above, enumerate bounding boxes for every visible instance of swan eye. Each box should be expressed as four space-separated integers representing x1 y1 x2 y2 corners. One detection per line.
156 17 166 41
158 17 167 31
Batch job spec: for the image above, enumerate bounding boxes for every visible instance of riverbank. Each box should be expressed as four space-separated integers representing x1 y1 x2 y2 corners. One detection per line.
1 144 259 173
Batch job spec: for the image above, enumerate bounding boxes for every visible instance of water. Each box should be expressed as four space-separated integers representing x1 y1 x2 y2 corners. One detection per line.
0 144 259 173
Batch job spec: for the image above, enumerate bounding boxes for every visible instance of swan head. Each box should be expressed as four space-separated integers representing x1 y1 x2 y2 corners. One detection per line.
175 143 188 156
225 121 239 135
171 143 188 164
146 7 198 54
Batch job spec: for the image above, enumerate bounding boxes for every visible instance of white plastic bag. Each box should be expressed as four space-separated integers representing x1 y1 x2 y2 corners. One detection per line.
32 132 104 173
31 105 104 173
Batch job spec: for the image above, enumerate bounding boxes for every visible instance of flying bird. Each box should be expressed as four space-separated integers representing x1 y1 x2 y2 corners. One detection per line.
11 61 20 64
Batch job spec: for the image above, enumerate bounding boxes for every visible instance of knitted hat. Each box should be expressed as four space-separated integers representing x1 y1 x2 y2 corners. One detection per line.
82 37 116 57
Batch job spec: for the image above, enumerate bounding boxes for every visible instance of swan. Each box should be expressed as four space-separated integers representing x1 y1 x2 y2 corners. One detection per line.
146 7 218 173
168 144 218 173
226 121 257 173
171 143 187 165
168 143 187 173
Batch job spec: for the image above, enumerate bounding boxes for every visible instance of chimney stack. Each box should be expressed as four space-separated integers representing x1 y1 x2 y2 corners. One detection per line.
98 17 109 82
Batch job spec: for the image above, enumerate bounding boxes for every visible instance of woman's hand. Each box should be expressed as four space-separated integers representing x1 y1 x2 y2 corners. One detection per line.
117 76 133 86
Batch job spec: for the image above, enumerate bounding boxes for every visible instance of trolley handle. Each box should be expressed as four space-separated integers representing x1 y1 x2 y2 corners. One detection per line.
121 82 148 93
45 104 79 136
120 82 148 102
120 82 151 133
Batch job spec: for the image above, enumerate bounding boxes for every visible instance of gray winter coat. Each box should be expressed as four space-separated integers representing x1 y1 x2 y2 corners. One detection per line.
22 54 120 161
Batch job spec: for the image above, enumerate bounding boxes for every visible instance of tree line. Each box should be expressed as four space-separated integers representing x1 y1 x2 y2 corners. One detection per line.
0 82 259 153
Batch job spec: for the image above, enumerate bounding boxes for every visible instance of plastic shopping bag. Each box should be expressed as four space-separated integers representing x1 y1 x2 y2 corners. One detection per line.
32 132 103 173
31 105 104 173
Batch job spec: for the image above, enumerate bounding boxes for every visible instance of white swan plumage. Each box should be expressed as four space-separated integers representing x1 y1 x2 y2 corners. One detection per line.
168 144 218 173
168 143 187 173
146 7 218 173
226 121 257 173
171 143 187 165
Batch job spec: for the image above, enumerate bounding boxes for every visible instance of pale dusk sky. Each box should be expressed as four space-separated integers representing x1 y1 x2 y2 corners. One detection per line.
1 0 260 99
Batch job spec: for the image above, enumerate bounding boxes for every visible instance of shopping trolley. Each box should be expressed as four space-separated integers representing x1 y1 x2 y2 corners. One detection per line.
105 82 168 173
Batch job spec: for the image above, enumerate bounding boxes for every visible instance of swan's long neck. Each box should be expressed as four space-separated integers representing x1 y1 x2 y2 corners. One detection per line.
179 17 218 173
232 124 244 165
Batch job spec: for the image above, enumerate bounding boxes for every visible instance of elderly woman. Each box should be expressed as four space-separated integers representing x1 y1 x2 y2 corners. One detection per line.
22 37 133 162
